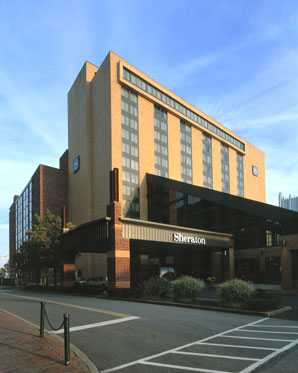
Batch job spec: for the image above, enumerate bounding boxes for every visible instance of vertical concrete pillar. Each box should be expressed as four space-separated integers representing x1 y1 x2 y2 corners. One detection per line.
211 251 223 283
107 201 131 289
228 247 235 280
281 247 292 290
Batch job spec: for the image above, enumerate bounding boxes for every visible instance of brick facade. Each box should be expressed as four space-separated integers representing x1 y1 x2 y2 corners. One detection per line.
9 151 68 266
107 201 131 289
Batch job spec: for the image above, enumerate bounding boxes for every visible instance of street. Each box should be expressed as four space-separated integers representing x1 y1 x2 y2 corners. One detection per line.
0 288 298 372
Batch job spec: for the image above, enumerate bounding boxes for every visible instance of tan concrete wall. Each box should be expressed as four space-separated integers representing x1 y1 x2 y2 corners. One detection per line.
109 53 123 201
90 56 112 219
68 52 266 229
244 143 266 202
68 62 98 225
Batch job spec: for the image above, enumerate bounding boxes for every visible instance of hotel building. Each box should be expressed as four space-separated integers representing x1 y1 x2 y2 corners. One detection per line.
10 51 298 290
68 52 265 227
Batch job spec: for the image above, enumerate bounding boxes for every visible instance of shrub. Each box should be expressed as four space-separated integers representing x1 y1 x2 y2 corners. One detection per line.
142 277 172 298
172 276 205 301
245 289 282 311
217 279 255 307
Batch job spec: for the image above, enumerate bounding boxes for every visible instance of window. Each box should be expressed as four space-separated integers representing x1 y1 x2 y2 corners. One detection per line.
123 67 245 151
180 121 192 183
203 134 213 188
221 143 230 193
154 106 168 177
237 153 244 197
266 230 273 247
121 87 140 218
15 181 32 250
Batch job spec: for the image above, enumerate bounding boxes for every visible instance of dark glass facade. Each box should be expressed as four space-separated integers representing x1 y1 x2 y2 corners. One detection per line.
147 174 298 250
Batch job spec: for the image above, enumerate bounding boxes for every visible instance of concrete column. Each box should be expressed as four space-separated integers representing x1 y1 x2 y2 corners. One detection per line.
228 247 235 280
211 251 223 283
281 247 292 290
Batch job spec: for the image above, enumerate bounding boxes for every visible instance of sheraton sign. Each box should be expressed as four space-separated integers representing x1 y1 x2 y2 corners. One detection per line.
173 232 206 245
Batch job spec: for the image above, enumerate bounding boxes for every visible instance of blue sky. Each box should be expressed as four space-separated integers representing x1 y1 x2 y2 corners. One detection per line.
0 0 298 266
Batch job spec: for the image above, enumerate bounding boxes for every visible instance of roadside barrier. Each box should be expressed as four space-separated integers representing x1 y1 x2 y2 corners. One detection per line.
39 301 70 366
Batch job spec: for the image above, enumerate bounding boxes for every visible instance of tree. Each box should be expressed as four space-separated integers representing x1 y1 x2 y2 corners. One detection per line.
14 211 62 287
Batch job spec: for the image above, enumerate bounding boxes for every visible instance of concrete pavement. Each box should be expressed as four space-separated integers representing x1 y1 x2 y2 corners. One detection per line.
0 288 297 372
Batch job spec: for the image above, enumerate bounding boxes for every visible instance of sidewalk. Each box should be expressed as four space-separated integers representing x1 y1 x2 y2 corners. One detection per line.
0 309 93 373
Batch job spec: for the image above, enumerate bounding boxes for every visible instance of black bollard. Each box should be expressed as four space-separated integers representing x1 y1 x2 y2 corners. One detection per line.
40 302 45 337
64 313 70 366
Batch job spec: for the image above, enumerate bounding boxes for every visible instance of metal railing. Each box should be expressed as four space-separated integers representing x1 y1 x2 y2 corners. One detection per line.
39 301 70 366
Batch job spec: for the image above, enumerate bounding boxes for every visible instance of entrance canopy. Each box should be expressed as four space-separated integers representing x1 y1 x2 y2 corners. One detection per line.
121 217 233 248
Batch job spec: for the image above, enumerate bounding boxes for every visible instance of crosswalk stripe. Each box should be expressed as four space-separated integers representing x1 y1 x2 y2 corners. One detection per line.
172 351 260 361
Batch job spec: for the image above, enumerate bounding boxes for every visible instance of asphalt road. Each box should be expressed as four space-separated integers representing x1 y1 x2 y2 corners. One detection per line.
0 287 298 373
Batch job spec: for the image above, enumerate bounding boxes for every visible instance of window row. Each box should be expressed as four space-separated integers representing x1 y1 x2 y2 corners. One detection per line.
123 67 245 151
154 107 168 178
15 181 32 250
180 121 192 184
121 87 140 218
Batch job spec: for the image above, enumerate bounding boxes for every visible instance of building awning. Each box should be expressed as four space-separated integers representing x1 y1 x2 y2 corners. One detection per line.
121 217 233 248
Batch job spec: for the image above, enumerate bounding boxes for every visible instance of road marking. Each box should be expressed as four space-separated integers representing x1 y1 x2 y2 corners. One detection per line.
223 335 293 342
247 324 298 329
140 361 232 373
1 291 129 318
239 328 298 335
197 342 277 351
49 316 140 334
172 351 260 361
101 317 268 372
239 332 298 373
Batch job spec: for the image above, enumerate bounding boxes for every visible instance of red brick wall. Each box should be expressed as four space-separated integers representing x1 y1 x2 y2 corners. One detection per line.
43 165 68 220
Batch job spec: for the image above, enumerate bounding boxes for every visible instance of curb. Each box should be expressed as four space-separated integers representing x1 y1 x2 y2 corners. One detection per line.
101 296 292 317
0 308 99 373
267 306 292 317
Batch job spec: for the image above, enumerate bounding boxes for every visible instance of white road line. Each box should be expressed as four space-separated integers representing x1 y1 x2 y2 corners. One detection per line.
101 317 268 372
222 335 293 342
239 335 298 373
247 324 298 329
140 361 232 373
197 342 277 351
49 316 139 334
172 351 260 361
239 328 298 335
1 291 129 318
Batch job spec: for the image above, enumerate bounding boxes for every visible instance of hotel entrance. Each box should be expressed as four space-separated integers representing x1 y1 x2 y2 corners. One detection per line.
130 240 229 287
